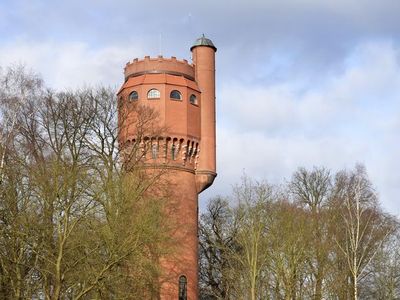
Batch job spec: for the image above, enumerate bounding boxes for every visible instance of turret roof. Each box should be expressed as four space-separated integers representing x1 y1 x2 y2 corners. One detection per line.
190 34 217 52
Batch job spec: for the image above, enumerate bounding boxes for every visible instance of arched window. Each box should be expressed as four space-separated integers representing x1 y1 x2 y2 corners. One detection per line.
170 90 182 100
129 91 138 101
178 275 187 300
189 94 197 105
147 89 160 99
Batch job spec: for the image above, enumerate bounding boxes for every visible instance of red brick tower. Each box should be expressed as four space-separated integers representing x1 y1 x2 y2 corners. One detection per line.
118 35 216 300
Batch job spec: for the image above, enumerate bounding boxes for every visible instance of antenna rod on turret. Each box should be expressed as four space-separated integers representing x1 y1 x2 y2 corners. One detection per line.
159 33 162 56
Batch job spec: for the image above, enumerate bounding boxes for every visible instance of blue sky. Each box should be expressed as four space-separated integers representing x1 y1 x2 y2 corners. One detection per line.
1 0 399 214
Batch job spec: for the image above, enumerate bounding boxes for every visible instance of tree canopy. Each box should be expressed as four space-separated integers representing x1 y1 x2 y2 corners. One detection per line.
0 65 170 299
199 168 398 300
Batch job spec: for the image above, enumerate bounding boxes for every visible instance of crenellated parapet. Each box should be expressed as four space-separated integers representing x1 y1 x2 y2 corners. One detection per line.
124 56 195 81
123 136 200 171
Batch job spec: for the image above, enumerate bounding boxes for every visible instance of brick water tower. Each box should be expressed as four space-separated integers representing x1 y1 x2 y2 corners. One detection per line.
118 35 217 300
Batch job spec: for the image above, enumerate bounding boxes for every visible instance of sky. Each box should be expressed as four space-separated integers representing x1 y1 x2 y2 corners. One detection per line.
0 0 399 214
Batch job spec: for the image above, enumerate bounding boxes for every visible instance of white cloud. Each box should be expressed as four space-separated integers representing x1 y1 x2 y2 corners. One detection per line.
209 40 400 214
220 40 400 133
0 40 145 89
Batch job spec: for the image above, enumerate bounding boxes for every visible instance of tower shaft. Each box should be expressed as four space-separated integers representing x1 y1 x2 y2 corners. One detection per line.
118 36 216 300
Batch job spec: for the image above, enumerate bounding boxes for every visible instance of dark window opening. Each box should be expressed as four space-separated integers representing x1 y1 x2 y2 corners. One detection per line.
129 91 139 101
178 275 187 300
170 90 182 100
189 94 197 105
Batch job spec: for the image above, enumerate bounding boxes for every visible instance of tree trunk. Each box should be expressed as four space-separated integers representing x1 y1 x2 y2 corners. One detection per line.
314 271 323 300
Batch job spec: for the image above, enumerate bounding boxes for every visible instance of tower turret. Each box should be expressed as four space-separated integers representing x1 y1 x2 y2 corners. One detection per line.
191 35 217 193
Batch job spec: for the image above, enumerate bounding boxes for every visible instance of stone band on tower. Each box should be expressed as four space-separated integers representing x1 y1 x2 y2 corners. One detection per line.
117 36 217 300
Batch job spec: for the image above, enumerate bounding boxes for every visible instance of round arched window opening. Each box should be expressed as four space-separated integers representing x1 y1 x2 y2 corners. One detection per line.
189 94 197 105
129 91 138 101
170 90 182 100
178 275 187 300
147 89 161 99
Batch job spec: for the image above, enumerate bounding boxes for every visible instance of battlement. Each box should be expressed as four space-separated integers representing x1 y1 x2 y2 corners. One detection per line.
122 135 200 172
124 55 195 81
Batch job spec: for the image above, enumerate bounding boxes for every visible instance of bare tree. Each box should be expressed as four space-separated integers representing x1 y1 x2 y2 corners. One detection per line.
199 197 237 300
289 167 333 300
199 166 398 300
230 177 274 300
0 65 43 183
0 65 44 299
268 200 312 300
359 226 400 299
331 165 395 300
0 66 170 299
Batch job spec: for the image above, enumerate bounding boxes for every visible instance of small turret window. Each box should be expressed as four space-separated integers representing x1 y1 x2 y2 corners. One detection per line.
129 91 138 101
170 90 182 100
178 275 187 300
189 94 197 105
147 89 160 99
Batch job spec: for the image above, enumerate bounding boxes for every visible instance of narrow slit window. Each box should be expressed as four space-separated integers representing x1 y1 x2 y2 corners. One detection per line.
171 144 176 160
151 143 158 159
178 276 187 300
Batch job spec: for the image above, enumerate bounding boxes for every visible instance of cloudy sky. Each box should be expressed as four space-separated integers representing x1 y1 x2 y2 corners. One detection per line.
1 0 399 214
